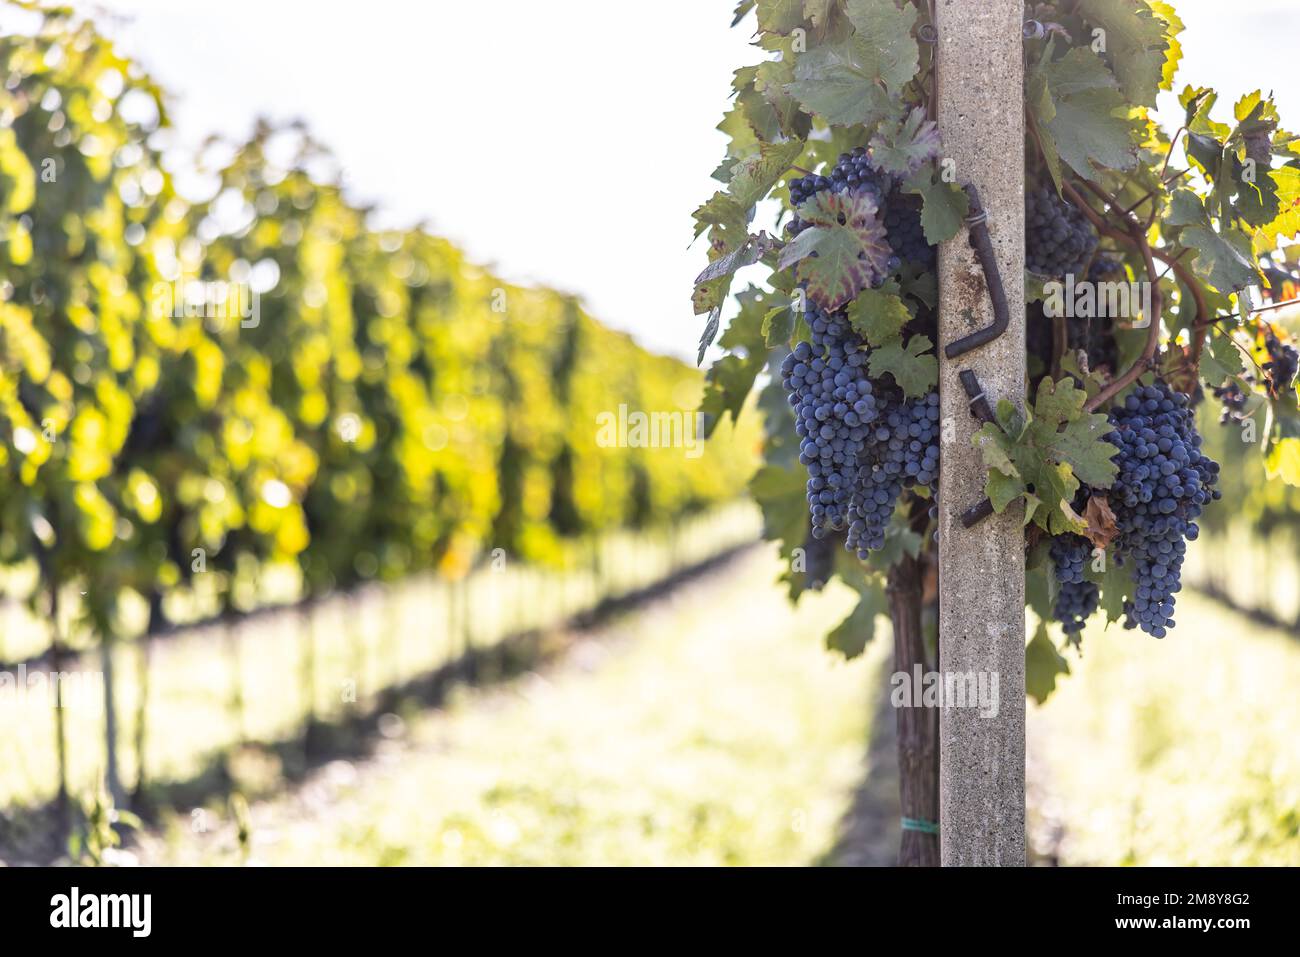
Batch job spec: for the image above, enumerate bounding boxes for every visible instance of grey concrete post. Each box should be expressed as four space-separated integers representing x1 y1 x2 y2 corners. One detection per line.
935 0 1027 866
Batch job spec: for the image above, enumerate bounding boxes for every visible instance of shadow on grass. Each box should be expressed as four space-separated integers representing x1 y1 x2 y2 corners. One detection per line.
0 542 757 866
816 674 900 867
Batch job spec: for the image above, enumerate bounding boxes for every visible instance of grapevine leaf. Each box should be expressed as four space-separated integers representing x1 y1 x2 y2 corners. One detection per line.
987 470 1025 512
1077 0 1170 108
826 582 888 659
974 378 1118 533
868 335 937 399
868 107 942 177
1148 1 1185 93
732 0 757 27
804 0 834 29
862 515 923 573
749 464 811 571
903 164 969 244
697 308 722 365
1165 188 1204 226
786 3 917 127
846 285 910 345
1032 47 1140 181
1200 329 1245 384
693 232 779 285
1026 623 1070 704
691 193 748 242
728 140 806 210
779 190 891 310
756 0 803 33
1265 437 1300 487
754 57 811 139
786 41 897 128
1259 166 1300 245
1087 549 1131 624
1181 224 1260 293
761 305 795 347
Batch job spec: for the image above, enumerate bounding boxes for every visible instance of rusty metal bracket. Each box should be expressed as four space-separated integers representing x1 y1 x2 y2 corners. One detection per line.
944 184 1011 360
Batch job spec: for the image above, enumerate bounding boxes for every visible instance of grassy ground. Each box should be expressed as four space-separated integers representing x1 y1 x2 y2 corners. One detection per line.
138 548 888 867
0 507 758 817
1030 589 1300 866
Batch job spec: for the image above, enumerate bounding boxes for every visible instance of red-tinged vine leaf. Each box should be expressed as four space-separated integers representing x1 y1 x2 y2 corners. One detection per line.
1077 0 1171 109
903 164 968 244
846 283 910 346
869 107 942 177
1031 46 1141 182
1026 623 1070 704
778 189 891 310
1082 495 1119 551
868 335 937 399
785 3 917 127
973 378 1118 535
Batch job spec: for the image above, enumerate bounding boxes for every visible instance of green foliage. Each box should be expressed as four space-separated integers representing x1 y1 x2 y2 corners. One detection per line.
0 5 756 657
974 379 1118 535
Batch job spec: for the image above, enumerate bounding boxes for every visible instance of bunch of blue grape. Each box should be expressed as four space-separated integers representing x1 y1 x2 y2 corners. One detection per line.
846 390 940 556
882 193 935 270
781 307 878 540
1211 378 1251 425
1105 381 1221 637
1263 328 1299 396
780 149 940 559
1050 533 1099 637
1025 183 1098 278
788 147 886 223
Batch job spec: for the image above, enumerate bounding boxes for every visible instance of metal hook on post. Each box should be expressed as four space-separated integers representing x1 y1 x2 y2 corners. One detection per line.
944 184 1011 359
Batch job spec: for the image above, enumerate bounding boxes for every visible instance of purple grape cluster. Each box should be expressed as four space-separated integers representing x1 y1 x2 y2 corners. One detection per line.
1264 328 1299 396
779 149 941 559
1050 533 1100 637
1211 379 1251 425
780 303 940 558
782 307 878 538
1105 381 1221 637
1026 184 1098 278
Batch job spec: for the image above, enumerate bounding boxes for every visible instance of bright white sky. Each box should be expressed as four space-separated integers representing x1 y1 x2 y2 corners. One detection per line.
81 0 1300 361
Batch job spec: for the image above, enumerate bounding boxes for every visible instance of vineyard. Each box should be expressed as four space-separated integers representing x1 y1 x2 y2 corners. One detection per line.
0 3 758 861
1 0 1299 886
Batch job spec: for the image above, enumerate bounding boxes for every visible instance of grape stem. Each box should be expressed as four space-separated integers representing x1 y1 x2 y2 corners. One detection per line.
1062 180 1164 411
